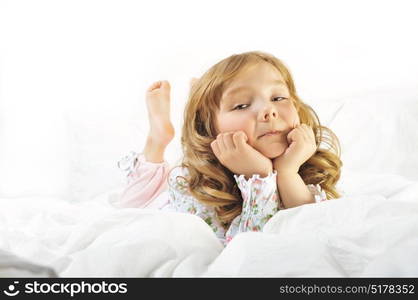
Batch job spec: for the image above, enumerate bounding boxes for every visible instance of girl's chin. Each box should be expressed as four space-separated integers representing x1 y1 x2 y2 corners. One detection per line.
264 151 285 159
259 146 287 159
250 140 288 159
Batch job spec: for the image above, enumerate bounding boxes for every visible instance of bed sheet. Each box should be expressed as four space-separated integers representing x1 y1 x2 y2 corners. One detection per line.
1 169 418 277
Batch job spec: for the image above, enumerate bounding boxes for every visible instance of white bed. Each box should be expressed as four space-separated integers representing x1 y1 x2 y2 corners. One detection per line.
1 89 418 277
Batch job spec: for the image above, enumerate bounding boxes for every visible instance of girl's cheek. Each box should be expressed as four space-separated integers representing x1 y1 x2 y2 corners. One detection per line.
223 115 248 131
292 113 300 126
282 104 300 126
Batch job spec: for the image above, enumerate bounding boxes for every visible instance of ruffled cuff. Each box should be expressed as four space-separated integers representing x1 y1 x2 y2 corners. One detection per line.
118 151 168 182
233 171 279 210
232 171 280 232
233 171 278 197
118 151 139 178
307 184 327 202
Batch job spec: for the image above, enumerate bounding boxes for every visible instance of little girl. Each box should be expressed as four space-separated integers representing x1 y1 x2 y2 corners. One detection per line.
116 51 342 245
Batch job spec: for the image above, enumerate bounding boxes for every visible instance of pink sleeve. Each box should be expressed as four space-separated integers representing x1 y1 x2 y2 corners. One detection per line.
116 152 170 208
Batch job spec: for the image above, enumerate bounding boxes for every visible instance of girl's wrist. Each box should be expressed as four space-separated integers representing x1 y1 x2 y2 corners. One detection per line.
273 165 299 175
272 159 299 175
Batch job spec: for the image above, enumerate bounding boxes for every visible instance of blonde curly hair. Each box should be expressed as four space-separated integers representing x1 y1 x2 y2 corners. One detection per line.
169 51 342 229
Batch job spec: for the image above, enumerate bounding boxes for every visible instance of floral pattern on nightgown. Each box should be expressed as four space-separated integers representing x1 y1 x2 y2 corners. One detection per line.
118 151 327 245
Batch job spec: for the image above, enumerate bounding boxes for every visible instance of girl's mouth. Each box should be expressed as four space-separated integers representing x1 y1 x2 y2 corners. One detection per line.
260 130 280 138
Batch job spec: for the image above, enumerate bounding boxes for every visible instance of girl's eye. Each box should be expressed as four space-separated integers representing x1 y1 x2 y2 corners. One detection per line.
232 97 287 111
273 97 287 102
233 104 248 110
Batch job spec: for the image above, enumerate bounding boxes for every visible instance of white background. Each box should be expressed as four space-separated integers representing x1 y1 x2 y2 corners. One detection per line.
0 0 417 200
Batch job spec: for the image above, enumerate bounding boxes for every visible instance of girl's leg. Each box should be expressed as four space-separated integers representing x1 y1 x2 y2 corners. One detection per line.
143 80 175 163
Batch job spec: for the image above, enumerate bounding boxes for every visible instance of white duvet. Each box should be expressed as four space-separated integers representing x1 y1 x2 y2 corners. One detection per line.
2 91 418 277
1 169 418 277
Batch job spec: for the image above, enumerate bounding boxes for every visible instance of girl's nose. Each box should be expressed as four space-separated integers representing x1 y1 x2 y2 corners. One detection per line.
260 105 278 121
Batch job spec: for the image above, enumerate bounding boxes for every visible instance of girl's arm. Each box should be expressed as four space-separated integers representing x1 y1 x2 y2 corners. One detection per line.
272 124 321 208
275 170 315 209
224 171 280 243
224 169 327 244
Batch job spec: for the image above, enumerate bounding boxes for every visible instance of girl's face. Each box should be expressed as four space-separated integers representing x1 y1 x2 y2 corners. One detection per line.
215 62 300 159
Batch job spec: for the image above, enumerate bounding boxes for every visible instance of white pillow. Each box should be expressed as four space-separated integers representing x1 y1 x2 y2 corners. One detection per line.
323 88 418 181
0 112 69 198
65 108 184 203
64 111 147 202
65 87 418 203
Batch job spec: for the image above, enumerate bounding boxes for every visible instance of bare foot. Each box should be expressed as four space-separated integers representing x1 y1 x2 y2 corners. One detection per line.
145 80 175 146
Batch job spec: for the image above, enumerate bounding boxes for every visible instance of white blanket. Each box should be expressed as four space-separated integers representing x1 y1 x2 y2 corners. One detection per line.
1 170 418 277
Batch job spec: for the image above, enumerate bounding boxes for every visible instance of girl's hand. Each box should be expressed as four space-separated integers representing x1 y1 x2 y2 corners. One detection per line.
273 124 317 174
210 131 273 179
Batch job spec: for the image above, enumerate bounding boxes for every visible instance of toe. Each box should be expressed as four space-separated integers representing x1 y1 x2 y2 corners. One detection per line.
147 81 162 92
160 80 171 91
